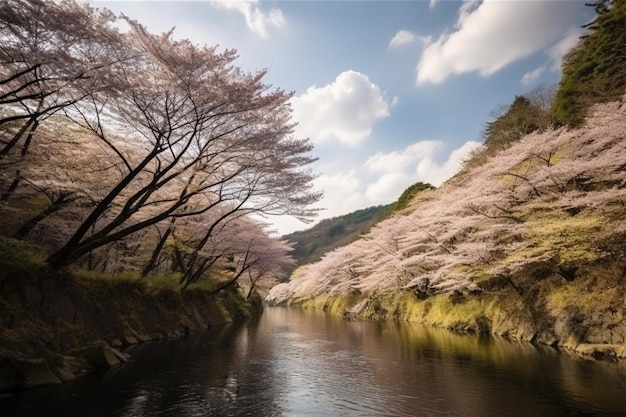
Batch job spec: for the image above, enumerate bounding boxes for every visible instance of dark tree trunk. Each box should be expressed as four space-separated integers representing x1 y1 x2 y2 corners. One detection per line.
141 219 176 277
0 170 21 201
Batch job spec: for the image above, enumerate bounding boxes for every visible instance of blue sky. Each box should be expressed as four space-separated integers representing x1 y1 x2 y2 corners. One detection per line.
92 0 593 235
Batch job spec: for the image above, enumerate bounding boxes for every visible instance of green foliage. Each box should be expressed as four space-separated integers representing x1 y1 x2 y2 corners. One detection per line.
553 0 626 126
483 96 548 151
285 204 391 267
386 182 434 213
284 182 434 269
0 236 45 276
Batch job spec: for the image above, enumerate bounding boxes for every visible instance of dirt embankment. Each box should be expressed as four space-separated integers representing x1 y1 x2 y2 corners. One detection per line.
0 274 261 392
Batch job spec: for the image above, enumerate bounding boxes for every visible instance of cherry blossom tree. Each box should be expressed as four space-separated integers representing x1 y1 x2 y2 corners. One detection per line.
268 97 626 305
0 0 126 156
43 16 320 269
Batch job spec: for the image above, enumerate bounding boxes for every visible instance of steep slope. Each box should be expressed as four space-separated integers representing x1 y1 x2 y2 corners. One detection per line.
267 100 626 358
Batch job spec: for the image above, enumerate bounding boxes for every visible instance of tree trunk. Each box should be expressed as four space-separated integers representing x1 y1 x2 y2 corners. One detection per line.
0 170 21 201
46 148 158 268
141 219 176 277
0 117 34 155
13 196 68 239
206 265 249 295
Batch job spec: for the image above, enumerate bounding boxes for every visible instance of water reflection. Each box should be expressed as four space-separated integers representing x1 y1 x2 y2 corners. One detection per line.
3 307 626 417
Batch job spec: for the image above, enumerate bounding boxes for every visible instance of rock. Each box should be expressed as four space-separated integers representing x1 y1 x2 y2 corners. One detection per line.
80 340 125 368
574 343 623 360
21 358 62 388
129 329 150 343
0 357 62 391
124 335 139 345
52 296 76 323
56 355 91 382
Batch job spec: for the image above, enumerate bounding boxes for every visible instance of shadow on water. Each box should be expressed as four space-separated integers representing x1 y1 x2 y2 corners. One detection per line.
3 307 626 417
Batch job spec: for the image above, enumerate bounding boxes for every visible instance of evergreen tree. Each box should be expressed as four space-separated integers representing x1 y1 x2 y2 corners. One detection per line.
553 0 626 126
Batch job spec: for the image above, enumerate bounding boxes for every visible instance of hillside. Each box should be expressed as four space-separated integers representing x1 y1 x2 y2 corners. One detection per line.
283 182 434 269
267 99 626 359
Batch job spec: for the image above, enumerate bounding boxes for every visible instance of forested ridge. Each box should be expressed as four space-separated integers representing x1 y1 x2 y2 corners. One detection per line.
268 0 626 359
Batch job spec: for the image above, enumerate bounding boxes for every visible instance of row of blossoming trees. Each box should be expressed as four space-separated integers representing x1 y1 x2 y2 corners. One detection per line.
267 99 626 305
0 0 321 294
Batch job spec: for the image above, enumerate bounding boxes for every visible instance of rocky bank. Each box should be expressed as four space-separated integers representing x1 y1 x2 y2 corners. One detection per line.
0 272 261 392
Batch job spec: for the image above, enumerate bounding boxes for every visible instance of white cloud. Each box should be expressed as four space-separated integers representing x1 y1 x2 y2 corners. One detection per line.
416 140 483 186
366 172 411 203
389 30 416 48
315 171 364 211
389 30 432 49
364 139 483 205
521 66 546 86
211 0 285 38
417 1 583 85
362 140 484 209
291 71 394 146
365 141 442 173
429 0 438 10
456 0 482 28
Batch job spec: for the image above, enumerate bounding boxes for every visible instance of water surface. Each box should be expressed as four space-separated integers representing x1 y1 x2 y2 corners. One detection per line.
3 307 626 416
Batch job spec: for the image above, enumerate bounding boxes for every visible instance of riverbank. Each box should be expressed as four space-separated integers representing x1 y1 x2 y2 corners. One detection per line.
0 266 262 392
267 100 626 362
278 257 625 361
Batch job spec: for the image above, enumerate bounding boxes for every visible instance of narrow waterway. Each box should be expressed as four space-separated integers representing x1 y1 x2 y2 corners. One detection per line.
3 307 626 417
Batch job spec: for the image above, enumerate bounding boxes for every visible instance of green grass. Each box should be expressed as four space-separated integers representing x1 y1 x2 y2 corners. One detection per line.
545 262 625 315
0 236 46 276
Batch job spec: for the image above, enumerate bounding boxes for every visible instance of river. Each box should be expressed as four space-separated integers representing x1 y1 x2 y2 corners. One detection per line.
3 307 626 417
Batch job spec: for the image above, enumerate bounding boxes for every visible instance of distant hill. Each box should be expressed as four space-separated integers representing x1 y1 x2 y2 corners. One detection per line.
283 182 434 269
283 205 390 268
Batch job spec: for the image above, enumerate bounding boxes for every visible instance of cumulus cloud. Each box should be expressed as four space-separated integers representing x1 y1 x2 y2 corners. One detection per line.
366 139 483 203
291 71 394 146
417 1 583 85
366 172 411 204
416 140 483 186
270 140 483 235
211 0 284 38
389 30 416 48
365 141 442 173
365 140 483 205
313 171 367 217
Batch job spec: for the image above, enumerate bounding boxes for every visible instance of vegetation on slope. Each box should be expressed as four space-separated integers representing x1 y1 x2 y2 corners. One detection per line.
553 0 626 126
268 99 626 356
268 2 626 356
283 182 434 269
284 205 389 268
